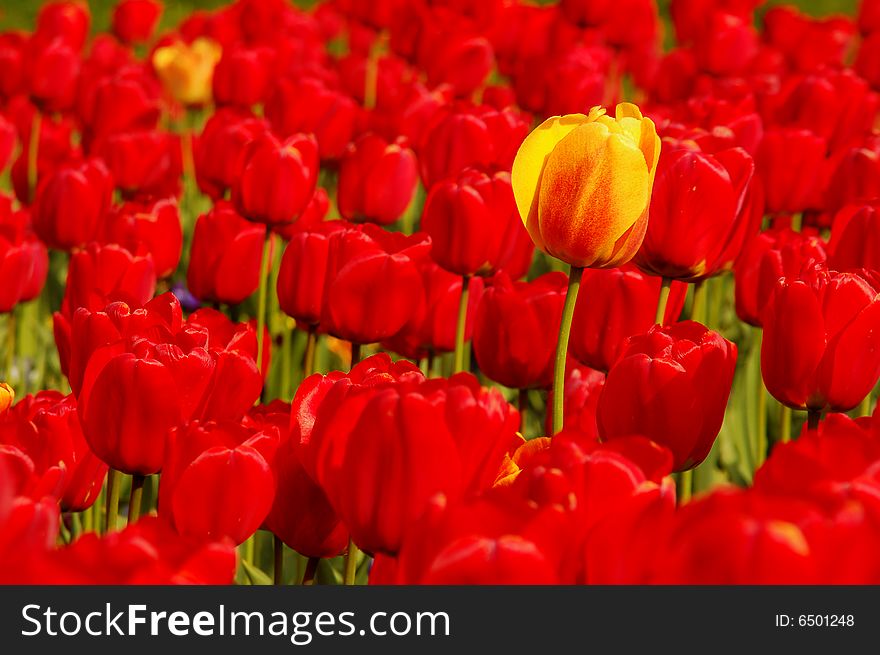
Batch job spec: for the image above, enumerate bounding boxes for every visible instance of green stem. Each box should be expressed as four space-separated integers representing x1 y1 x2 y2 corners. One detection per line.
105 469 121 533
255 233 272 377
363 33 384 111
780 405 792 443
27 112 41 203
274 535 284 586
343 538 360 585
280 323 292 401
552 266 583 435
690 280 707 323
518 388 529 435
654 277 672 325
302 557 319 586
128 474 145 525
350 342 362 370
860 393 873 417
453 275 471 374
756 372 768 469
70 512 82 541
678 469 693 504
304 327 317 378
82 504 93 534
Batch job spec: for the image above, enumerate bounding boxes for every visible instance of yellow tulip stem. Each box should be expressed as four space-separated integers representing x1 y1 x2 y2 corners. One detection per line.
780 405 792 443
453 275 472 374
552 266 583 435
343 538 360 585
654 277 672 325
255 233 272 377
105 469 121 533
127 474 145 525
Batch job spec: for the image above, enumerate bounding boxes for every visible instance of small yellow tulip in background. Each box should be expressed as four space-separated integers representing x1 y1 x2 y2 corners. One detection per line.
153 37 222 106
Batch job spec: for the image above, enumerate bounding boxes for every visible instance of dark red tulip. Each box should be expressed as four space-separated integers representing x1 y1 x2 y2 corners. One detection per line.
598 321 737 471
635 145 757 281
756 128 827 215
32 158 113 252
187 202 266 305
212 45 273 109
472 272 567 390
195 108 268 201
300 359 520 554
828 202 880 273
160 420 277 545
249 402 348 559
570 266 688 372
112 0 163 45
101 197 182 279
337 134 418 226
234 132 319 226
0 391 106 511
761 263 880 412
734 227 827 327
265 77 358 161
61 242 156 317
423 167 534 279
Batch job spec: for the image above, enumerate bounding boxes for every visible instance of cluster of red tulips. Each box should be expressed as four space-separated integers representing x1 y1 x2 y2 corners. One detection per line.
1 0 880 585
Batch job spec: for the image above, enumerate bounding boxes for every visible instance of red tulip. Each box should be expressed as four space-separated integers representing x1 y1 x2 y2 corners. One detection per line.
0 391 106 511
234 132 319 226
337 134 418 226
598 321 737 470
761 263 880 412
160 420 277 545
857 31 880 89
112 0 163 45
264 77 358 161
187 307 271 377
27 38 80 113
10 109 76 204
249 402 347 559
756 128 827 215
187 201 266 305
81 65 161 145
272 187 330 240
570 266 688 372
422 167 534 278
32 158 114 251
635 145 758 281
734 226 827 327
35 1 90 52
101 197 182 279
0 200 48 313
61 242 156 317
860 0 880 34
472 272 567 390
94 129 181 200
822 138 880 213
828 202 880 273
301 360 520 554
691 12 758 76
212 45 273 109
544 364 606 446
195 108 268 200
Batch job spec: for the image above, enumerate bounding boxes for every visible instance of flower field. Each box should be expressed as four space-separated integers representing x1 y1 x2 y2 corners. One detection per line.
1 0 880 585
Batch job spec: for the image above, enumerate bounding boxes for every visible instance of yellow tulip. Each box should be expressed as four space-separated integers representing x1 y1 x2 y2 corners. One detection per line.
511 103 661 269
153 37 222 106
0 382 13 413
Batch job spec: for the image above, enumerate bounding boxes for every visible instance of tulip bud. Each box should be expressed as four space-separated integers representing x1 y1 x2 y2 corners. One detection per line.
112 0 162 45
187 202 266 305
337 134 418 226
32 158 113 252
233 132 319 226
598 321 737 470
152 37 222 107
473 272 567 390
35 1 90 52
423 168 533 278
761 263 880 412
512 104 661 268
570 266 688 372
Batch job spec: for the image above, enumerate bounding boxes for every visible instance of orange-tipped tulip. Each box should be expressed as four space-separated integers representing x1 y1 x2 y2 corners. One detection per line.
0 383 13 413
511 104 661 268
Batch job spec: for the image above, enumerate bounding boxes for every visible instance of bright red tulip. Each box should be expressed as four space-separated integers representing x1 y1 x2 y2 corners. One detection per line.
61 242 156 317
212 45 273 109
598 321 737 471
195 108 268 201
0 200 48 313
828 202 880 273
101 197 182 279
112 0 163 45
757 128 827 215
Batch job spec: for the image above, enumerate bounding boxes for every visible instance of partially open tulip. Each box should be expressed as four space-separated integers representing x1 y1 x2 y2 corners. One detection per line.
511 103 661 269
598 321 737 470
761 263 880 412
102 197 182 279
472 272 567 390
152 37 222 107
